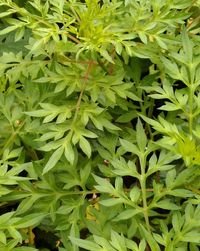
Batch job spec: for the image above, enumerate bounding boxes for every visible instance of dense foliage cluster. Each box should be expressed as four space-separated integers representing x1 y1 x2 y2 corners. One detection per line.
0 0 200 250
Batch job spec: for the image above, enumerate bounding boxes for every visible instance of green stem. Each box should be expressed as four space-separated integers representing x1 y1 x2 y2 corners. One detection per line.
0 120 25 156
72 61 93 124
188 84 194 135
139 155 151 232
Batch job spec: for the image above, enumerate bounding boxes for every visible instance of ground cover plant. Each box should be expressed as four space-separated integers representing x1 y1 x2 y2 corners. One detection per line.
0 0 200 250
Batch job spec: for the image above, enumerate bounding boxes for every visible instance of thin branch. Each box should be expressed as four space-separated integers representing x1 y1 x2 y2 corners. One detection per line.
72 61 94 124
66 33 81 44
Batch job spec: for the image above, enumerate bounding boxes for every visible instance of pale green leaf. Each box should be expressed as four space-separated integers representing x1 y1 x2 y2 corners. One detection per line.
0 26 19 36
99 49 114 64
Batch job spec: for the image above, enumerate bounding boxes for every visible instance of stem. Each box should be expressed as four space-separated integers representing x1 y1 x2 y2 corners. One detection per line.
108 45 116 75
146 99 154 140
67 33 81 44
0 121 25 156
188 84 194 135
72 61 93 124
139 155 151 232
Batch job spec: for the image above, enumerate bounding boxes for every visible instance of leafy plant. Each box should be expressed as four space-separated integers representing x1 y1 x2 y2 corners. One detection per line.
0 0 200 250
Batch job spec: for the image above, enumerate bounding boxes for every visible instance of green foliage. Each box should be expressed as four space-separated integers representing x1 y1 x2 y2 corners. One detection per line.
0 0 200 250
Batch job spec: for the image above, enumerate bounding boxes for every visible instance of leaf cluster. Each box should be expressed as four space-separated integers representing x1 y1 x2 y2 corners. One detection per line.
0 0 200 250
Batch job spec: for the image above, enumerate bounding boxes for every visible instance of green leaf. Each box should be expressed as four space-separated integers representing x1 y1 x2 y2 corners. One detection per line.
113 209 141 221
16 195 41 215
64 142 75 165
0 10 17 18
181 231 200 243
120 139 140 156
100 198 124 207
0 231 6 244
0 26 19 36
14 213 45 228
28 38 47 54
115 42 123 55
43 147 64 174
136 119 147 152
172 212 182 233
7 227 21 242
110 231 126 251
25 110 48 117
80 162 91 185
159 102 180 111
14 27 25 42
139 225 161 251
69 237 101 251
161 57 181 80
0 1 199 249
93 235 116 250
99 49 114 64
130 186 141 203
79 137 91 158
182 28 193 62
138 32 147 44
101 118 121 131
166 169 176 188
157 199 180 210
0 212 15 225
168 189 194 198
93 175 116 194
